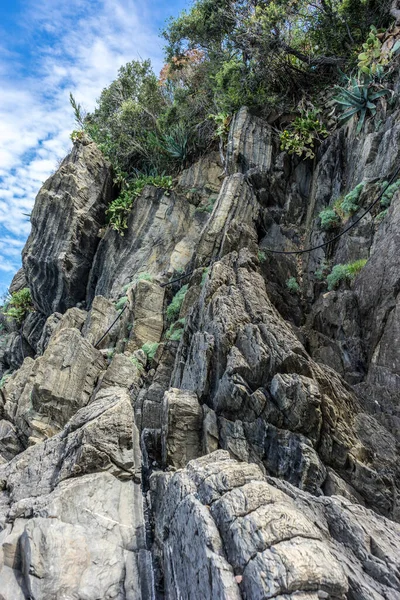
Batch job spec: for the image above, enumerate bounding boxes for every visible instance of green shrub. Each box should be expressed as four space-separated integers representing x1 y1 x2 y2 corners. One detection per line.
314 261 329 281
3 288 33 325
142 342 159 361
286 277 300 294
165 318 186 341
129 356 144 371
341 182 365 215
375 208 388 222
380 179 400 209
319 208 341 231
258 250 267 264
0 374 11 390
107 175 173 234
280 111 328 160
115 296 128 311
166 284 188 322
327 259 367 290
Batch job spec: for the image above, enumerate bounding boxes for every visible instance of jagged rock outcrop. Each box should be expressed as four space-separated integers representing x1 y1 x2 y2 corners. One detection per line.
226 106 273 175
0 366 150 598
87 186 205 302
171 249 400 518
161 388 203 469
194 174 259 264
0 327 106 447
152 452 400 600
22 138 113 316
2 93 400 599
8 269 26 294
176 151 223 206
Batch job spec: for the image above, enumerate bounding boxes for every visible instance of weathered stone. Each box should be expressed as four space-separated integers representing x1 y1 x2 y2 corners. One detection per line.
82 295 119 348
8 269 27 295
0 421 24 462
87 187 204 301
22 139 113 315
125 279 165 352
2 332 34 371
1 327 106 444
21 311 46 354
0 472 148 600
36 312 63 355
0 386 140 506
195 174 259 263
226 106 273 175
161 388 203 469
172 250 400 518
100 353 142 392
177 151 223 206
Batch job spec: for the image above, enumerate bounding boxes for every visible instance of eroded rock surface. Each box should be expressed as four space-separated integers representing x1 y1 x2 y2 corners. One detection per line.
153 452 400 600
2 99 400 599
22 138 113 315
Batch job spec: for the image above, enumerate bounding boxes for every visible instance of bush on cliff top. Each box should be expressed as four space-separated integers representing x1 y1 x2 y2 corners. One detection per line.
74 0 393 180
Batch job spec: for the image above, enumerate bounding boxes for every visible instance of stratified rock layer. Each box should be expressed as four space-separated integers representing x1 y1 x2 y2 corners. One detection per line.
2 91 400 600
22 138 113 315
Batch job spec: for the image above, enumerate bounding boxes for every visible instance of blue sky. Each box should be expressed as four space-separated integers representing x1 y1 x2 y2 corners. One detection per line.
0 0 188 297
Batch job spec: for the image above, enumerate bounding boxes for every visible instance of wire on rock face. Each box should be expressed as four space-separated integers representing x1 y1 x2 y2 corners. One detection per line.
262 164 400 256
93 167 400 345
94 304 128 349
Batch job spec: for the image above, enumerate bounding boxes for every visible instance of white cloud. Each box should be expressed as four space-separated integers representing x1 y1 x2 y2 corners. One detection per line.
0 0 169 289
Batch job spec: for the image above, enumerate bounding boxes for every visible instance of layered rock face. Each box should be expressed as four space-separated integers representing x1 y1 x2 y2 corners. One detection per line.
1 105 400 599
22 138 113 316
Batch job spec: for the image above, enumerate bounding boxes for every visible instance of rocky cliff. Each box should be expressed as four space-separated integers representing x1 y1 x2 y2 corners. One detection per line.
1 104 400 599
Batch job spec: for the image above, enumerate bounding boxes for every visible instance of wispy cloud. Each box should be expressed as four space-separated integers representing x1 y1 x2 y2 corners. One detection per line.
0 0 175 294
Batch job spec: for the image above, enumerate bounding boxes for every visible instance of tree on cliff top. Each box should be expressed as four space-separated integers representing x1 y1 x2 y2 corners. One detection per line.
81 1 395 178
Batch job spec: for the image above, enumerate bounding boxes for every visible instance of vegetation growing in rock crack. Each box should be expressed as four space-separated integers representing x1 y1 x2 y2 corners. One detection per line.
107 175 173 234
1 288 33 325
380 178 400 208
258 250 267 264
166 284 188 323
327 259 368 290
165 318 186 341
279 111 328 159
341 183 366 215
115 296 128 311
320 182 367 230
142 341 159 361
286 277 301 294
129 355 144 371
319 207 341 231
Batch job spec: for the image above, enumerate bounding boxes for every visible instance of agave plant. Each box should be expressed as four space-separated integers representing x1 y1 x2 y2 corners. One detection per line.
334 77 391 134
161 124 190 163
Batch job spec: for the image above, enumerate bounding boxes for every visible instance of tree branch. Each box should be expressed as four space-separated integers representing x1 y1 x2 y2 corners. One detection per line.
279 41 345 67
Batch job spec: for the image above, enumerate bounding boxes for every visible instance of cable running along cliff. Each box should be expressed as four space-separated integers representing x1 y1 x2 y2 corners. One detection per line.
93 167 400 344
262 165 400 255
